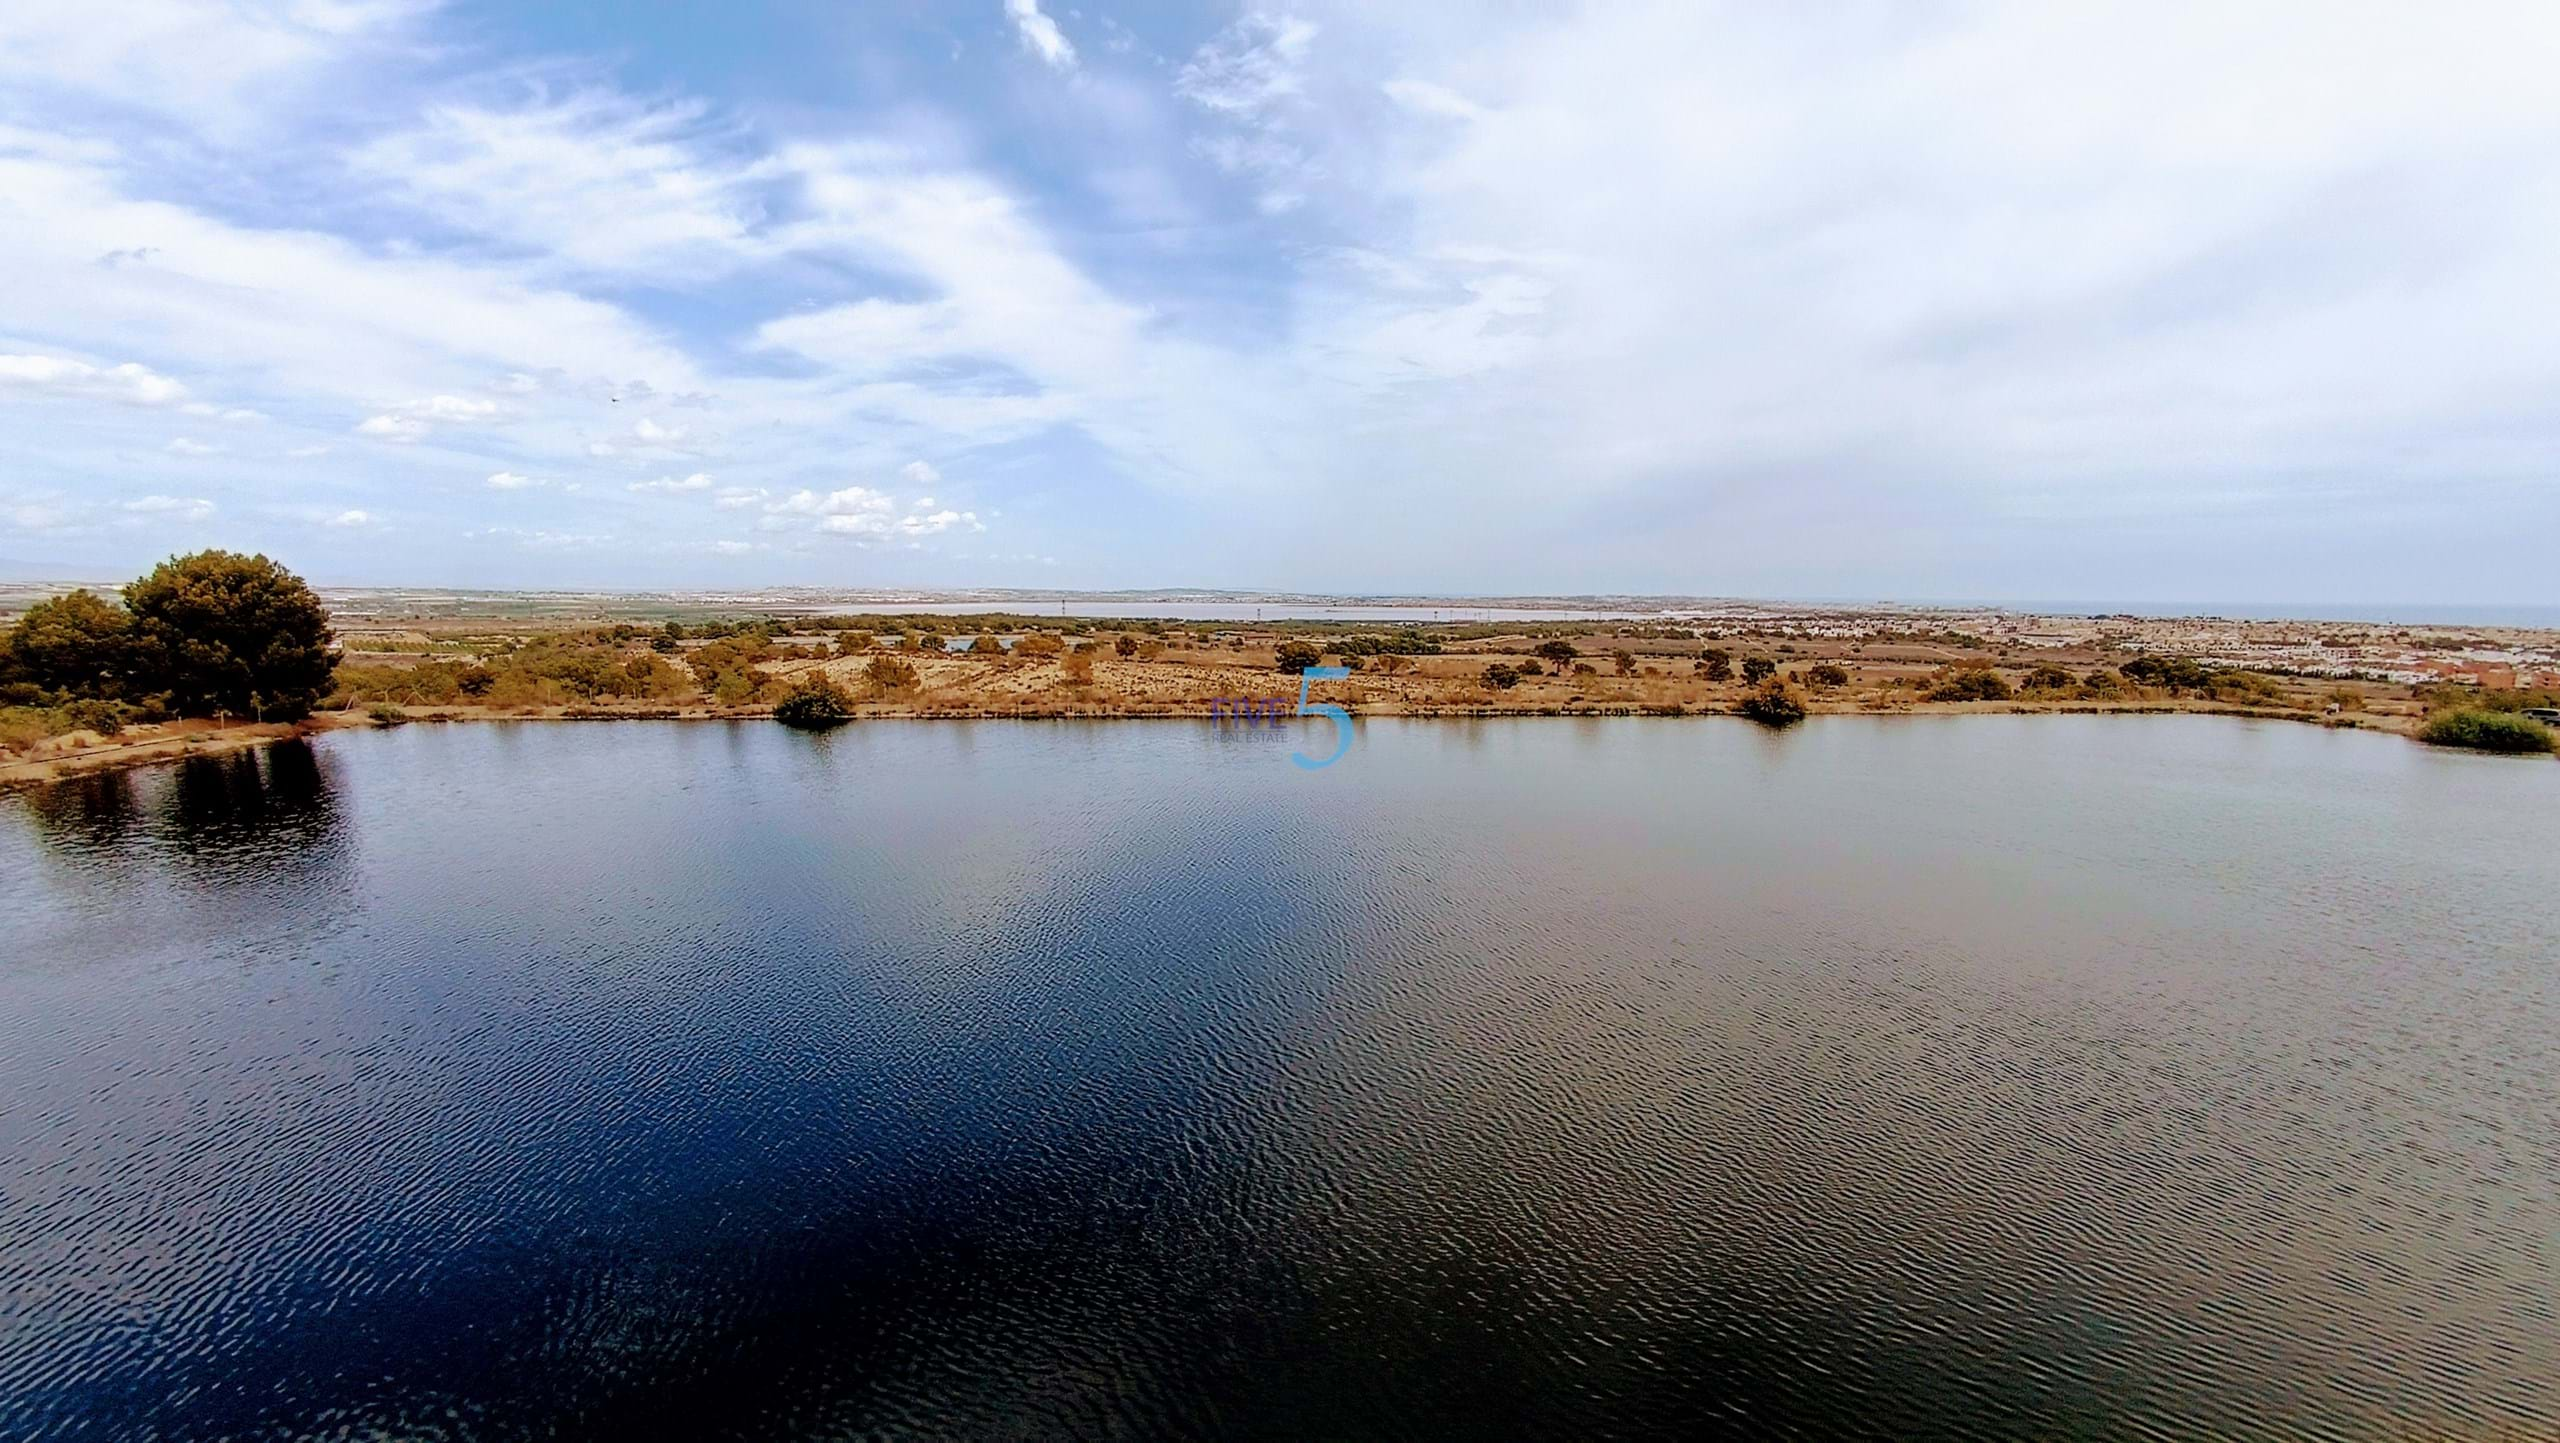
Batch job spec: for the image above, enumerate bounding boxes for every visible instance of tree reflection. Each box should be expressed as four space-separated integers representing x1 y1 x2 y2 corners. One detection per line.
17 740 347 885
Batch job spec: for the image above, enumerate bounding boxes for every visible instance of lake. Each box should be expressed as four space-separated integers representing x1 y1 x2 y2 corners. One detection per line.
2 717 2555 1440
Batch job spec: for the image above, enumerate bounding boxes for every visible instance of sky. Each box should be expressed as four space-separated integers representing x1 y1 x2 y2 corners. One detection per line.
2 1 2556 603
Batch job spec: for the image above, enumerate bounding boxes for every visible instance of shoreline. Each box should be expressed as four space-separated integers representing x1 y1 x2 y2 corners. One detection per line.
0 699 2434 793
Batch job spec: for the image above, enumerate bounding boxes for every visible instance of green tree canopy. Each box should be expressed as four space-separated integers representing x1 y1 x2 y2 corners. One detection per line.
123 551 336 718
5 589 133 695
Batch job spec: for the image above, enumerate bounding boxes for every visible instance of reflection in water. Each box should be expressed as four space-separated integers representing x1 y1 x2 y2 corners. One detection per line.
17 767 139 848
169 739 336 844
17 739 341 859
0 718 2554 1441
3 740 352 961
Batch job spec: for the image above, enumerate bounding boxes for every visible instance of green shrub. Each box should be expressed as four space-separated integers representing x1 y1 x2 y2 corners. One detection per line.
773 677 856 728
2121 655 2217 690
1481 663 1521 690
1738 677 1807 726
1740 656 1776 684
1274 641 1323 674
56 698 128 736
863 655 920 695
367 704 409 727
1928 667 2013 702
2418 709 2555 754
1804 663 1850 688
2021 665 2074 690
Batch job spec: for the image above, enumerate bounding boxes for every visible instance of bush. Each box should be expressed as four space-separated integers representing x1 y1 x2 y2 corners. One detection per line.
367 704 409 727
1534 640 1579 668
1740 656 1775 684
1014 632 1065 658
1804 663 1849 688
1738 677 1807 726
1516 659 1544 676
1274 641 1323 674
1114 634 1139 657
1481 663 1521 690
57 698 128 736
2211 671 2284 704
1697 648 1733 682
2121 655 2217 691
1929 667 2013 702
969 634 1003 655
2021 665 2074 690
2418 709 2555 754
773 677 857 728
863 655 920 696
2080 669 2126 698
688 635 784 704
1613 649 1636 677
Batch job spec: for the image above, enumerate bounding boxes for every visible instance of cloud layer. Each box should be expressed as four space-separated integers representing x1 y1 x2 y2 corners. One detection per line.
0 1 2555 601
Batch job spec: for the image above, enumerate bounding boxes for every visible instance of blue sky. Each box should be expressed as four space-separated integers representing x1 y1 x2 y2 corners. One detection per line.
2 2 2556 602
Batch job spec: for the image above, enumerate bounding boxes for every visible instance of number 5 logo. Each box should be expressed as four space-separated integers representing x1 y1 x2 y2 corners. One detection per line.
1293 666 1352 770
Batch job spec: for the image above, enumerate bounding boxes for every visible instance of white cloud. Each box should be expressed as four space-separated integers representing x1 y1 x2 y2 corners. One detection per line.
1004 0 1077 70
6 500 86 534
484 471 545 490
1382 78 1486 124
164 436 218 455
182 402 267 422
588 415 709 458
713 486 766 509
356 414 426 442
325 508 372 528
352 95 765 280
0 353 188 405
0 2 414 138
0 141 703 430
899 459 941 486
123 494 214 521
895 508 982 537
629 471 713 494
356 395 503 442
1177 13 1315 115
1179 15 1323 224
758 483 978 542
769 485 893 519
469 525 612 549
287 443 332 458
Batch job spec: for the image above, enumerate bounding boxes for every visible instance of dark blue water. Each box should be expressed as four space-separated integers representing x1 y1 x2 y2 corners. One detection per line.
3 718 2556 1440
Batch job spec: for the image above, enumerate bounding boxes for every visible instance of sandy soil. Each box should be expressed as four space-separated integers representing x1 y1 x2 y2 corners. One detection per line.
0 719 321 790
